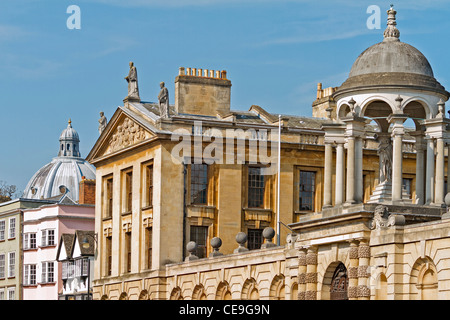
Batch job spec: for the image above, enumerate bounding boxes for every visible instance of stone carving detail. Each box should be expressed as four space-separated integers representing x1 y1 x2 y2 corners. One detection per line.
305 290 317 300
298 273 306 284
358 245 370 259
358 265 370 278
305 272 318 283
370 205 406 230
349 246 359 260
383 5 400 40
357 285 371 298
306 251 318 265
298 252 307 266
298 292 305 300
286 233 298 249
109 117 147 152
348 286 358 299
348 266 358 279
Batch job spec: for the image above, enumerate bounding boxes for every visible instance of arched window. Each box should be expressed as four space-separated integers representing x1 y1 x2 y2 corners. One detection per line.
330 262 348 300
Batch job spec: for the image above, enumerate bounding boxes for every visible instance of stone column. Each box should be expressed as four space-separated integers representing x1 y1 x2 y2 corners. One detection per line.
411 132 425 205
335 143 345 205
305 246 318 300
355 137 364 203
435 137 445 205
391 132 403 201
346 137 356 204
342 116 366 205
323 143 333 208
297 248 307 300
425 137 435 205
388 114 407 202
448 144 450 196
422 116 450 204
348 240 359 300
357 239 371 300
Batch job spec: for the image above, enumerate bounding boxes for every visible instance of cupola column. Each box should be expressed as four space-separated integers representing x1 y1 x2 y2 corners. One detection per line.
410 131 425 205
425 136 435 204
435 137 445 205
388 114 407 202
321 122 346 208
342 116 366 204
335 142 345 205
323 142 333 208
422 114 450 205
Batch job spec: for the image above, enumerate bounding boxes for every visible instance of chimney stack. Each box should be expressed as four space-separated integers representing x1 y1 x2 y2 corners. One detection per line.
79 176 96 205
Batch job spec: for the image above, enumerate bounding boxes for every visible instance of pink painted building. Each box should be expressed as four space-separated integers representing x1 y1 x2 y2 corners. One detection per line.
22 196 94 300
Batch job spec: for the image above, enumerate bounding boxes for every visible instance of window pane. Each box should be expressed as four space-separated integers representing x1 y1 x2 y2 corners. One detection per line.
191 164 208 205
145 165 153 207
190 226 208 258
299 171 315 211
248 167 265 208
248 229 263 250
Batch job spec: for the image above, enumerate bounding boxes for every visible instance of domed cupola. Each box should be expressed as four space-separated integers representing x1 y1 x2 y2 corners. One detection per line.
23 120 95 202
334 5 449 99
58 119 81 157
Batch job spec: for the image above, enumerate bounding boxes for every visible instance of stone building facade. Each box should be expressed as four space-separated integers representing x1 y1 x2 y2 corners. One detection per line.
87 7 450 300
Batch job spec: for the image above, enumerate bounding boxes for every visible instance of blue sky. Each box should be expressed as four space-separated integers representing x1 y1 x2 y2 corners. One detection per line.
1 0 450 194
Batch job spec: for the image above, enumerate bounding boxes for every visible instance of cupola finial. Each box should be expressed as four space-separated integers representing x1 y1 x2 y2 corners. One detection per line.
383 4 400 41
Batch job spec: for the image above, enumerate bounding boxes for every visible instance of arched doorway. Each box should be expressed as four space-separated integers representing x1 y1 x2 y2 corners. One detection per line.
330 262 349 300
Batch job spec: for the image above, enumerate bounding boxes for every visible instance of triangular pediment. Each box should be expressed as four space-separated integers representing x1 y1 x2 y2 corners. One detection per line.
87 108 156 162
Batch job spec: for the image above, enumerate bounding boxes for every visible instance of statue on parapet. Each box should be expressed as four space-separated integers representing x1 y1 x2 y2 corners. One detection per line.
158 81 170 119
98 111 107 135
125 61 140 101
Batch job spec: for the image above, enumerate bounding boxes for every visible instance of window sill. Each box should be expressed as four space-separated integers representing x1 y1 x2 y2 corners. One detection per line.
121 211 132 217
39 244 57 249
243 208 272 222
39 282 56 286
187 204 216 209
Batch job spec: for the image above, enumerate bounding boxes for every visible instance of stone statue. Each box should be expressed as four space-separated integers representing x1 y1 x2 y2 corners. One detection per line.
377 135 392 183
158 81 170 118
125 62 139 100
98 111 107 135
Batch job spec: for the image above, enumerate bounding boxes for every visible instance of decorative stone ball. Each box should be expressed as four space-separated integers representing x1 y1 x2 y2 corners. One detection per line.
210 237 222 249
235 232 248 245
445 193 450 207
262 227 275 240
186 241 197 253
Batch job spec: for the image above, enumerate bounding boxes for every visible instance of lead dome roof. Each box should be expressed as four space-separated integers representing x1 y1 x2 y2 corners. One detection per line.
335 6 449 98
23 120 95 202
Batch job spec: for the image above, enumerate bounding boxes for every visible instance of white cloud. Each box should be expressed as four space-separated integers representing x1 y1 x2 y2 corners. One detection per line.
0 24 29 41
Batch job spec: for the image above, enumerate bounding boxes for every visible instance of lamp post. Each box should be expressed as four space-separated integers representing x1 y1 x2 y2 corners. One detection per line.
81 233 97 300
